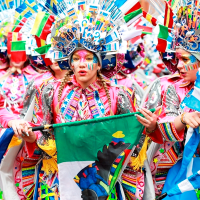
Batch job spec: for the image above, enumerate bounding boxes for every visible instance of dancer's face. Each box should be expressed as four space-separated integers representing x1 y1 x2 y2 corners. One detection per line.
71 49 101 88
176 48 199 82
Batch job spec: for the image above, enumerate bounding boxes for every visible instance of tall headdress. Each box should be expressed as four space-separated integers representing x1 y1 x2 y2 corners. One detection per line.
171 0 200 55
44 0 144 70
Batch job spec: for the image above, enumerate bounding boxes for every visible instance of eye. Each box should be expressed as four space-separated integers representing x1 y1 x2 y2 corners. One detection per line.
86 57 93 61
182 58 188 62
73 57 79 61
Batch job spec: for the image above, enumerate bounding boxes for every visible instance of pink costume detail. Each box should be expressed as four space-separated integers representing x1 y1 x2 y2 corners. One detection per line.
0 65 39 127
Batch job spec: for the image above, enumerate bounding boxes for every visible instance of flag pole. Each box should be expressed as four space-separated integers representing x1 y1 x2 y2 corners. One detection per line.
31 124 53 131
156 193 168 200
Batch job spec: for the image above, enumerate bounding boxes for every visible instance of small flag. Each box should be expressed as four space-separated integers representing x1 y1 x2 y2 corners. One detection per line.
15 2 35 18
34 44 51 55
45 0 58 15
35 35 46 48
7 32 22 54
11 41 26 62
164 1 174 30
0 128 15 163
67 7 76 18
119 0 141 15
143 11 157 26
31 11 55 40
121 29 142 41
12 14 28 32
25 0 38 12
136 25 153 36
78 1 86 11
34 44 52 66
156 24 169 53
124 8 143 26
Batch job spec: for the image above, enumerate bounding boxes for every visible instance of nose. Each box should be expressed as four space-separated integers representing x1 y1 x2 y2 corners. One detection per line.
177 59 184 71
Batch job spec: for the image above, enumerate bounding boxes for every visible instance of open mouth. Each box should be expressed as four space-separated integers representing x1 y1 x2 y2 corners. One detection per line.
180 72 186 77
78 70 87 76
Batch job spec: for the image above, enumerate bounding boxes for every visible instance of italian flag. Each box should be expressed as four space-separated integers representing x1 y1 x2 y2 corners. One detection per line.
31 11 55 40
11 41 26 62
35 44 52 66
124 8 143 26
156 24 169 53
7 32 22 54
53 111 148 199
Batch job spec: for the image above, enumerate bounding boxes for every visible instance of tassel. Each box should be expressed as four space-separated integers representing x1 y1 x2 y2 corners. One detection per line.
41 156 58 175
129 135 149 171
8 136 22 149
37 139 58 175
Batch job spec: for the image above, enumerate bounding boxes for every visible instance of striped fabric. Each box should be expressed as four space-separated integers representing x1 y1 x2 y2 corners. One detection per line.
158 122 182 142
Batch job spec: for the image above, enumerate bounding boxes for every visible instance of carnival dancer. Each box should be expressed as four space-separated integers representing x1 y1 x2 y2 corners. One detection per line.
0 58 69 200
137 2 200 197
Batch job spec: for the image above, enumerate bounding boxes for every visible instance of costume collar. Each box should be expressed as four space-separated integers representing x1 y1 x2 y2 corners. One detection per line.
168 71 180 80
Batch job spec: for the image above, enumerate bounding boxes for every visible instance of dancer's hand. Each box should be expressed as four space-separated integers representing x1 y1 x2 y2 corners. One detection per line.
8 119 36 143
136 107 161 132
183 112 200 128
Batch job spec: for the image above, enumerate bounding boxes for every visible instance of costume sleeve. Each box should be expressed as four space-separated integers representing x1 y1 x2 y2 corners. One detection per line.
144 78 162 109
26 83 54 157
20 79 36 119
156 85 184 142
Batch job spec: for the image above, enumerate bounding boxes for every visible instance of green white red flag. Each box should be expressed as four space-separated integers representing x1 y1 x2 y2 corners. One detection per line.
156 24 169 53
35 36 52 66
11 41 26 62
124 8 143 26
35 44 52 66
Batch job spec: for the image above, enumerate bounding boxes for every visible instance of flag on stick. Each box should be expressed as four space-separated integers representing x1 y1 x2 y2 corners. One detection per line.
34 44 52 66
124 8 143 26
11 41 26 62
143 11 157 26
156 24 169 53
12 14 28 32
7 32 22 54
53 111 146 199
164 1 174 30
31 11 55 40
